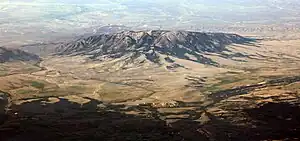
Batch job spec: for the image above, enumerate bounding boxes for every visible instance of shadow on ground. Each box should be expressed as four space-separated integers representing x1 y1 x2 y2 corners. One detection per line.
244 102 300 140
1 97 300 141
0 97 208 141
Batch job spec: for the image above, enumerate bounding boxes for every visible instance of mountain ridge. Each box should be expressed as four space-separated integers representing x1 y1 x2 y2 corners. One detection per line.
0 47 41 63
56 30 254 66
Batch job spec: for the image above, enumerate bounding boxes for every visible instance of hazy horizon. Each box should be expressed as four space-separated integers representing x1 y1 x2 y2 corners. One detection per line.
1 0 299 46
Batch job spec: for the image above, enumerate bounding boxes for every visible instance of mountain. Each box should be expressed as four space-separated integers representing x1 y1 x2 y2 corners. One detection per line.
56 30 253 66
0 47 41 63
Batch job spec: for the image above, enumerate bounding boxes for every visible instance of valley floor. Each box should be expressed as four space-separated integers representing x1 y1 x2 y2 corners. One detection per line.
1 39 300 141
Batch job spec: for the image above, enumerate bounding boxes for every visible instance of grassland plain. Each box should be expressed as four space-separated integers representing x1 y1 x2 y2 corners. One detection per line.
0 36 299 140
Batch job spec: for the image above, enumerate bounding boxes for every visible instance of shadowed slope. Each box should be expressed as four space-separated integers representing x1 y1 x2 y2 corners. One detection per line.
0 47 41 63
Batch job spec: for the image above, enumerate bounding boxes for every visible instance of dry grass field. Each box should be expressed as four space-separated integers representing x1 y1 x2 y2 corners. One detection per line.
0 36 300 141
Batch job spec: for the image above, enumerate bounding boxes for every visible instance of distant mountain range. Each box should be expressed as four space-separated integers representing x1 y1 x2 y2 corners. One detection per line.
0 47 40 63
